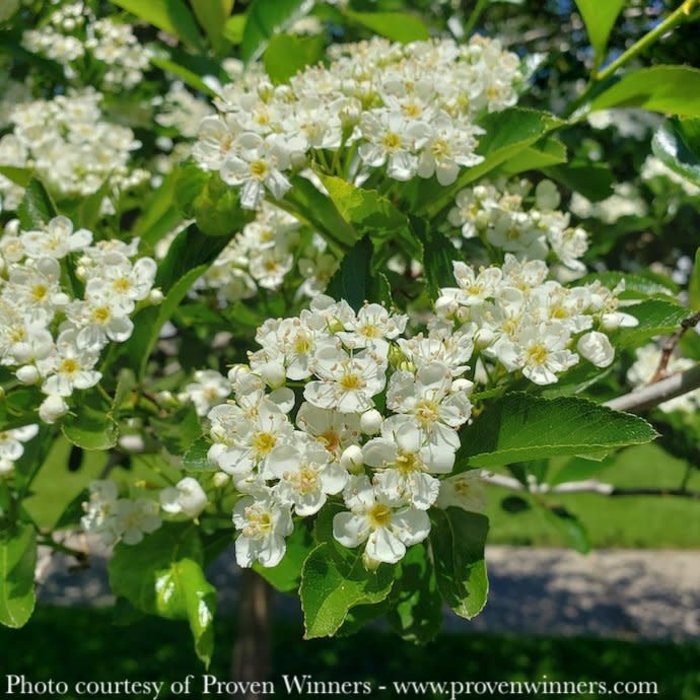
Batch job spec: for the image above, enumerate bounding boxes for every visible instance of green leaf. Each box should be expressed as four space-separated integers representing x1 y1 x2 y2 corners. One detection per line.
651 118 700 188
590 66 700 118
574 271 677 300
542 506 590 554
429 509 488 620
151 402 202 455
574 0 625 69
343 10 429 43
543 163 614 201
300 543 395 639
264 34 325 83
0 524 37 629
387 543 442 643
77 179 111 229
499 136 568 175
190 0 234 53
149 53 217 96
108 523 202 610
326 236 372 311
299 506 396 639
285 175 359 252
61 392 118 451
154 558 216 666
110 0 205 50
17 179 57 229
0 165 33 187
222 14 246 44
410 216 459 300
616 299 689 348
456 393 658 469
183 436 216 471
133 171 184 251
320 175 407 234
241 0 311 63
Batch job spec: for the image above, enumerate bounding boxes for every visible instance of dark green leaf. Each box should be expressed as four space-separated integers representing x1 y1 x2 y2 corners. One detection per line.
0 524 37 629
17 179 57 229
264 34 325 83
387 543 442 643
410 215 459 300
0 165 33 187
456 393 658 469
543 163 614 201
61 392 118 451
429 508 488 620
575 271 677 299
616 300 689 348
689 248 700 311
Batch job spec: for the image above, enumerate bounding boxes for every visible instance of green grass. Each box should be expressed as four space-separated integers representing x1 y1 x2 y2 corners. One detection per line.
487 444 700 548
1 606 698 699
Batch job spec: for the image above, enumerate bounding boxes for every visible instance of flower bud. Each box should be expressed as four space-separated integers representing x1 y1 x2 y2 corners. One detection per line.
212 472 231 488
39 394 69 424
16 365 40 385
340 445 364 473
360 409 382 435
257 361 286 389
148 288 164 305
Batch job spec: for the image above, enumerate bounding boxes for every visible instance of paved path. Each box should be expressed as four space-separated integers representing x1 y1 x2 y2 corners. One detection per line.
36 542 700 642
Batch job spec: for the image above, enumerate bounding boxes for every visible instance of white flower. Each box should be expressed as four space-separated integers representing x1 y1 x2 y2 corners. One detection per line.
39 331 101 397
233 491 293 567
0 423 38 462
363 416 443 510
436 470 487 513
333 475 430 564
295 402 361 460
160 477 208 519
304 346 387 414
183 370 231 416
20 216 92 259
269 435 347 516
113 498 162 545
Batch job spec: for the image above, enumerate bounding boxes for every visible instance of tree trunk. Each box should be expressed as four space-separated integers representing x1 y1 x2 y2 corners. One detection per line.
231 569 271 700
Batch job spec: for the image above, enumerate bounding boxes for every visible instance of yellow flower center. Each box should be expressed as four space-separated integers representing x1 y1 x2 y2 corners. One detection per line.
31 284 48 302
368 503 392 529
395 450 421 475
113 277 131 293
339 373 363 391
527 344 549 365
92 306 111 324
414 399 440 427
60 358 79 376
252 431 276 457
382 132 402 151
242 507 273 537
250 160 268 179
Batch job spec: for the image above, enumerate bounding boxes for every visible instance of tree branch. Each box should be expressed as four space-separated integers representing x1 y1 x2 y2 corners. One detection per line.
651 310 700 382
603 364 700 414
481 473 700 499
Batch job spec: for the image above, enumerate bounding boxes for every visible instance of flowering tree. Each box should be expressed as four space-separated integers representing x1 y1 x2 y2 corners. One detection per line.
1 0 700 668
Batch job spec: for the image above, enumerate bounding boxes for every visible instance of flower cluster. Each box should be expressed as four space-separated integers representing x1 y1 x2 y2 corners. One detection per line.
22 3 151 89
193 35 525 209
0 216 157 423
81 476 208 546
434 255 636 385
0 89 148 212
448 179 589 272
0 424 39 476
199 202 337 303
204 293 486 569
